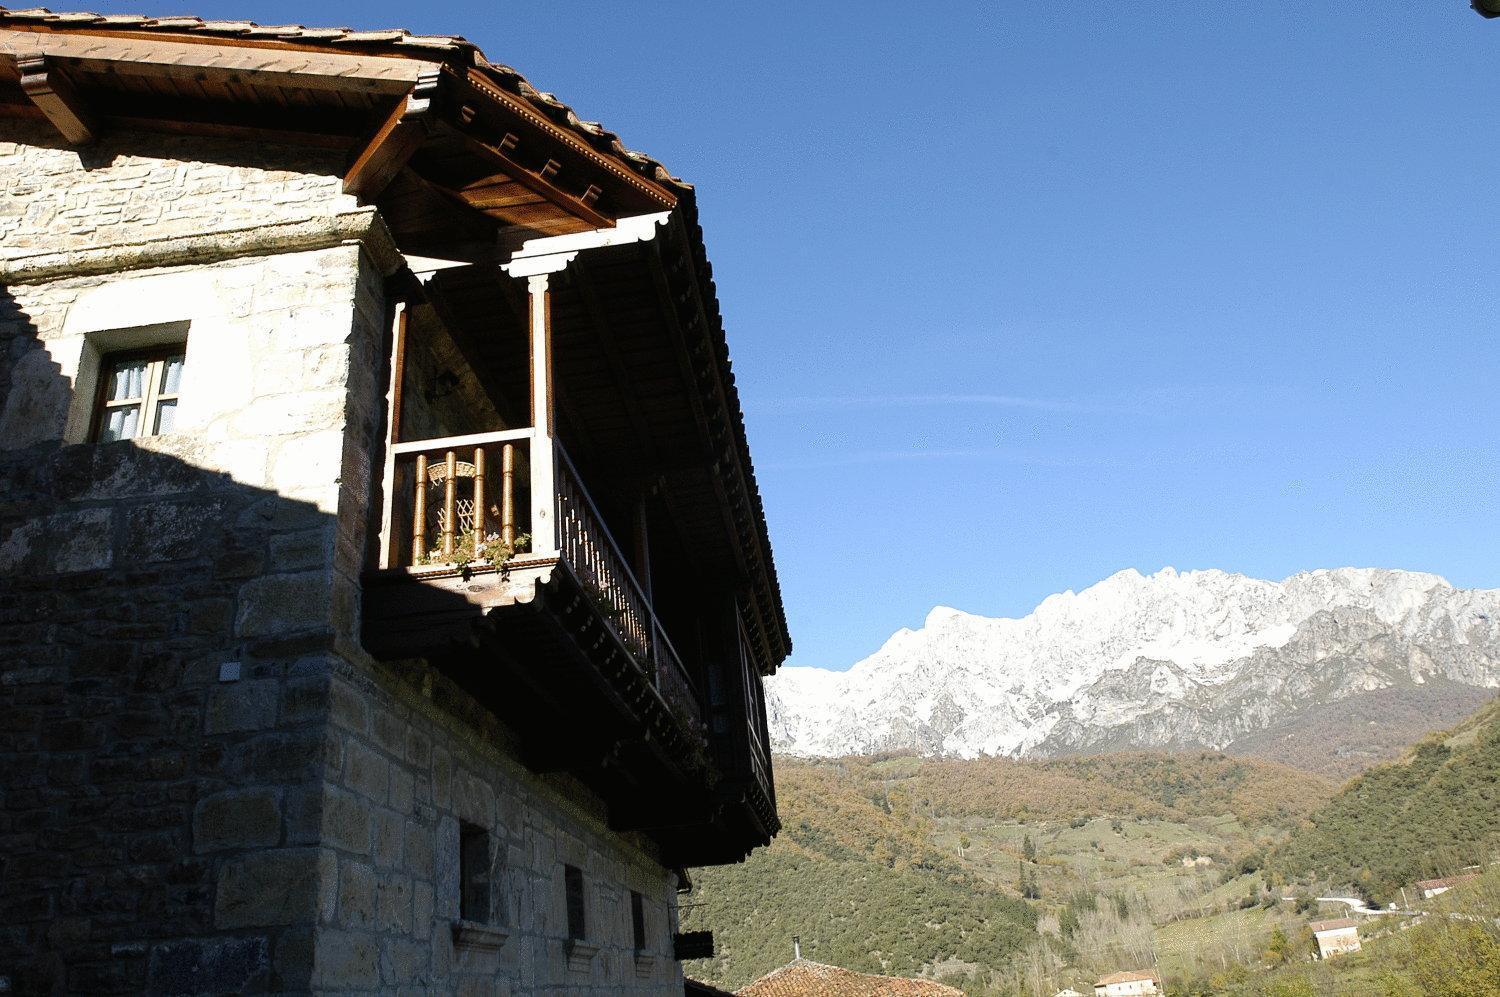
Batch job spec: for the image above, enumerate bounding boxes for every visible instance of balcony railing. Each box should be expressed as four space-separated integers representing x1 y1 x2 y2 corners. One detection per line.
378 428 699 722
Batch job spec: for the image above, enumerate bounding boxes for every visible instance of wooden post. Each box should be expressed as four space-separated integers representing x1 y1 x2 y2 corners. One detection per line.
527 273 558 556
632 490 653 605
472 445 486 542
442 450 457 558
501 443 516 547
412 452 428 565
378 300 410 569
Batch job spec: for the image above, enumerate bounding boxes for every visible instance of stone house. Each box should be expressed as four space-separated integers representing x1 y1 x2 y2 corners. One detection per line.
1414 873 1478 900
1092 969 1159 997
0 8 788 994
1308 918 1360 959
736 957 966 996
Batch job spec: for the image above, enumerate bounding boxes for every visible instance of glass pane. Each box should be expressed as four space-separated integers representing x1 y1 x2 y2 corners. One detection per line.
100 405 140 442
160 354 185 395
108 360 148 401
153 399 177 435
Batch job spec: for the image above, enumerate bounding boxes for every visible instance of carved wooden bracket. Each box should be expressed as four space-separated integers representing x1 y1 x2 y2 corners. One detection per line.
19 55 95 146
343 66 442 201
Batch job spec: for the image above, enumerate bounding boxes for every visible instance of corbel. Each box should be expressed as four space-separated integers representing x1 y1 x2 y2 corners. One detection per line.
343 65 442 201
19 56 95 146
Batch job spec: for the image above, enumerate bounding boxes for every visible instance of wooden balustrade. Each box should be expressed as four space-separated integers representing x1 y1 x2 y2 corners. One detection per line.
380 429 700 720
553 443 698 717
385 429 534 569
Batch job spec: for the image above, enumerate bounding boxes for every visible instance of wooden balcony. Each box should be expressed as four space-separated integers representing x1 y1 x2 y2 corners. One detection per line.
362 428 775 863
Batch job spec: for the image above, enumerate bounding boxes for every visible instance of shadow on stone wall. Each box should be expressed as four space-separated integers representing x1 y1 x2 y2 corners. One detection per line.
0 284 343 995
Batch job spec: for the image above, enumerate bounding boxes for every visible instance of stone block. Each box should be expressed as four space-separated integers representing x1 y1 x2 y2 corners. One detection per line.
413 880 434 942
120 500 224 564
321 786 370 856
214 847 329 929
372 807 403 868
337 859 375 929
193 787 281 852
147 935 270 994
235 571 332 636
204 679 278 735
311 929 381 990
0 508 112 574
267 526 333 573
342 738 388 803
377 872 413 935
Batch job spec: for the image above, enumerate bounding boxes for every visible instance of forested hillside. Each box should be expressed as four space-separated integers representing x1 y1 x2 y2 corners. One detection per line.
1272 697 1500 903
683 751 1332 991
1226 679 1495 779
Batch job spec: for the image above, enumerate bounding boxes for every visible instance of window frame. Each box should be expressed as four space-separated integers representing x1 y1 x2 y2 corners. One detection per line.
90 344 186 443
630 889 647 953
459 821 493 924
564 864 587 941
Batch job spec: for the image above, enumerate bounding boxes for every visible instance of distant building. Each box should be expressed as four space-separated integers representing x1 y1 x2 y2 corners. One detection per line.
1094 970 1160 997
1415 873 1479 899
1309 919 1362 959
1054 989 1087 997
737 958 965 996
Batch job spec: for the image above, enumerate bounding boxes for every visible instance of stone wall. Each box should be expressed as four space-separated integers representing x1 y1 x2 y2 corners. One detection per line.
0 121 686 995
0 120 355 265
0 236 374 993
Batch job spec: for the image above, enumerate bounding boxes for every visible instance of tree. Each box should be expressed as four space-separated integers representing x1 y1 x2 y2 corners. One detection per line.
1265 924 1290 965
1023 834 1037 863
958 833 971 858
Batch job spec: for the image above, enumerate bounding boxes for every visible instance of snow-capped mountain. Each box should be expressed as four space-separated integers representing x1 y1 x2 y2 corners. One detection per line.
766 568 1500 759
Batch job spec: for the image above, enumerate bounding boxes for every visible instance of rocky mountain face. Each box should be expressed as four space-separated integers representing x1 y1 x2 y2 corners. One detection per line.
766 568 1500 760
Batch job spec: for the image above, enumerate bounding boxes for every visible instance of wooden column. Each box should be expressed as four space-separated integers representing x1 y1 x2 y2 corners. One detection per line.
527 273 558 555
378 300 410 569
633 489 653 605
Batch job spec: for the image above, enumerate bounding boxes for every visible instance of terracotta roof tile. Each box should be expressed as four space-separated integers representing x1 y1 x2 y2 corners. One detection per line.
0 5 684 188
1309 918 1358 932
737 959 965 997
1095 969 1158 986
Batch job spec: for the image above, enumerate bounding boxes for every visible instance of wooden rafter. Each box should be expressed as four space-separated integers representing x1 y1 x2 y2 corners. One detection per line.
0 29 422 95
344 66 440 201
18 55 93 144
436 121 614 231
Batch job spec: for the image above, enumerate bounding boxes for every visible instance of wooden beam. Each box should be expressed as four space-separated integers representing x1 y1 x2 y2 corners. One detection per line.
18 55 93 144
0 29 422 96
344 67 440 202
439 121 615 231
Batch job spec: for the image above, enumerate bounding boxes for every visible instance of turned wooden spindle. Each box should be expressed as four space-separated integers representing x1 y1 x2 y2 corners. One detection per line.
500 443 516 547
412 453 428 565
442 450 457 558
472 445 486 542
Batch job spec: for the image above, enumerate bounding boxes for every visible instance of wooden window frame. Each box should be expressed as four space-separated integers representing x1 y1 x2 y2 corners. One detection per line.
90 344 186 443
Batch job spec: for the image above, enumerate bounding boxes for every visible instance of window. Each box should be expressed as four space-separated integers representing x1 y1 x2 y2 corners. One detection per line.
459 822 492 923
630 890 646 953
92 347 185 442
564 864 586 941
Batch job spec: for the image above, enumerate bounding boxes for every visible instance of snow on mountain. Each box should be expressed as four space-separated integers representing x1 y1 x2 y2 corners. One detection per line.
766 567 1500 759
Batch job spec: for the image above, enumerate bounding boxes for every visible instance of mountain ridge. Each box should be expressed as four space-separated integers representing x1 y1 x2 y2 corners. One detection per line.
767 566 1500 761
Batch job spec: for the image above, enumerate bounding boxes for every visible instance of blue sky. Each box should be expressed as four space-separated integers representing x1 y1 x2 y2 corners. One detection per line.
88 2 1500 669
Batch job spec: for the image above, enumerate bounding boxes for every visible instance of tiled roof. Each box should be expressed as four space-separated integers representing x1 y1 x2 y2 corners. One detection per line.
737 959 965 997
0 5 685 191
1095 969 1158 985
1309 918 1358 932
1415 873 1478 890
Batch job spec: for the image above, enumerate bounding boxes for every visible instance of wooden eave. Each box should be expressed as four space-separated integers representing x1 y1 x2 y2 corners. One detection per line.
0 22 677 237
